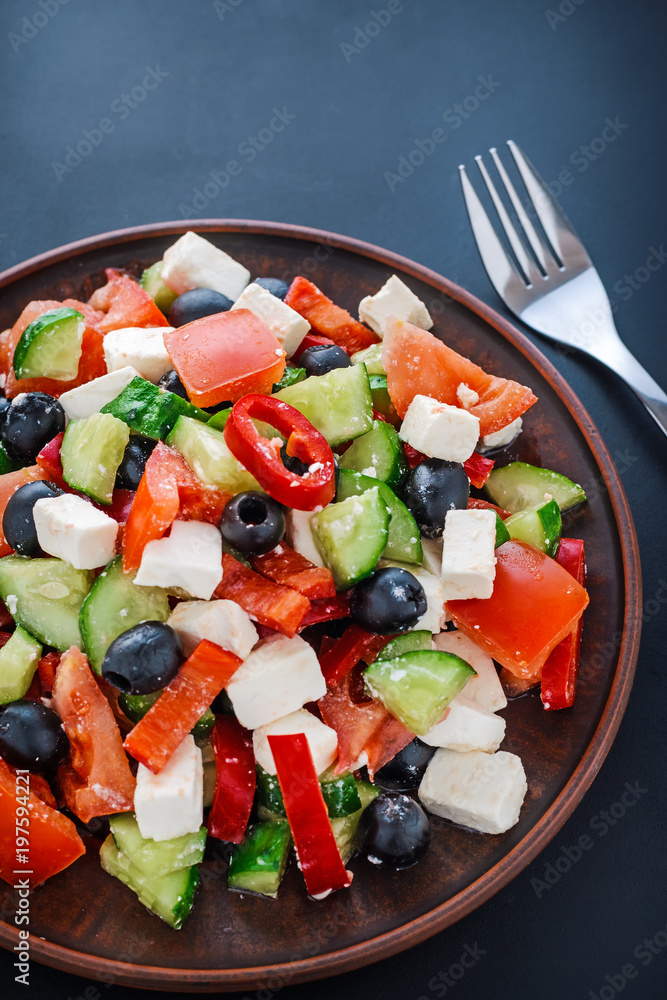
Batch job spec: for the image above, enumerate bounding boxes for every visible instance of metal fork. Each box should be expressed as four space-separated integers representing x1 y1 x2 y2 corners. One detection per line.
460 140 667 437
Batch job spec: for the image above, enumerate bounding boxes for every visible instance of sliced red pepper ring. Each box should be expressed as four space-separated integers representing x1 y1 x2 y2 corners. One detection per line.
124 640 243 774
319 624 391 687
207 716 256 844
223 394 336 510
215 553 310 637
249 543 336 599
463 452 495 489
268 732 351 897
540 538 586 711
298 593 351 630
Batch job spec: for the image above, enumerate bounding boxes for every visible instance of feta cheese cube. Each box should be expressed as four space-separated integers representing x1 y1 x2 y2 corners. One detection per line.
399 395 479 463
134 520 222 599
58 366 142 421
134 735 203 841
480 416 523 450
419 748 527 834
358 275 433 337
33 493 118 570
285 509 324 567
253 709 338 776
456 382 479 409
433 630 506 712
231 282 309 358
380 559 446 633
227 633 326 730
441 509 496 600
103 327 174 383
168 599 258 658
422 698 506 752
161 231 250 302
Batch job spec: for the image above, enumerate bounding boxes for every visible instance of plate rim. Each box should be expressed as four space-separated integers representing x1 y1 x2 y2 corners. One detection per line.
0 220 642 991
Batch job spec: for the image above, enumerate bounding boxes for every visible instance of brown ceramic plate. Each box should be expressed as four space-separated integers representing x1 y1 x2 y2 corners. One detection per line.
0 222 641 992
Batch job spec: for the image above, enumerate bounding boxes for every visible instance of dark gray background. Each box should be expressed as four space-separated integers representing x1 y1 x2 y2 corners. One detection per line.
1 0 666 997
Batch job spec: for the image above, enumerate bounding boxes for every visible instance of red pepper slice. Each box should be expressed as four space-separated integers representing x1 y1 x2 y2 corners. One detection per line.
540 539 586 711
268 732 351 897
37 651 60 697
224 393 336 510
298 593 351 630
285 277 379 355
467 496 511 519
294 332 336 359
249 544 336 599
215 553 310 637
207 716 256 844
36 432 66 485
403 442 427 468
463 452 495 488
319 624 390 687
124 640 242 773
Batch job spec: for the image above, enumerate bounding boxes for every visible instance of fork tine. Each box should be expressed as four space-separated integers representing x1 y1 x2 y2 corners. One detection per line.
507 140 592 268
459 164 528 300
474 154 543 286
489 147 552 274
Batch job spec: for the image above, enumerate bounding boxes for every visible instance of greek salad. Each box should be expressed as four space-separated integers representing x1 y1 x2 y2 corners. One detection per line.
0 232 589 927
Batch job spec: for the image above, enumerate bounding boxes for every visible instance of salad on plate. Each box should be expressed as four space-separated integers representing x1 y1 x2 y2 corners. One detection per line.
0 231 589 927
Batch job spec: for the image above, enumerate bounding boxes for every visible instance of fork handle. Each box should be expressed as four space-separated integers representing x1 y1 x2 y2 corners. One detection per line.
587 337 667 438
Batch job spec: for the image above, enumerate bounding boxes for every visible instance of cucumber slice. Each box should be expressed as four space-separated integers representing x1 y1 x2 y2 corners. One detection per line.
275 363 373 446
339 420 407 490
166 416 261 494
206 408 278 441
504 496 562 557
495 513 511 548
379 629 432 660
140 261 178 316
319 768 362 818
485 462 586 513
272 365 306 392
13 307 85 381
61 413 130 504
0 625 42 704
79 555 170 674
0 556 93 651
109 813 206 877
0 444 19 475
100 835 199 929
350 342 385 375
256 765 286 818
336 469 422 565
331 779 381 864
311 488 389 589
227 821 291 898
364 650 475 735
369 374 400 426
118 691 215 738
101 376 208 441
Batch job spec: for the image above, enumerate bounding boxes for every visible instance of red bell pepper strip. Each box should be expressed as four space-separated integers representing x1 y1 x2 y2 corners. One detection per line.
298 593 351 630
319 624 390 687
207 716 256 844
541 539 586 711
0 757 86 887
268 732 351 897
224 394 336 510
37 651 60 697
215 553 310 637
467 496 511 519
294 331 336 359
124 640 242 773
403 443 426 468
89 268 169 333
36 432 66 484
463 452 495 488
285 277 379 355
249 544 336 599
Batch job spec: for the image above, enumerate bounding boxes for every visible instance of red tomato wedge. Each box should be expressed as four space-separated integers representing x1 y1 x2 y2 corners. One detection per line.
37 651 61 697
467 496 511 519
285 277 380 355
0 757 85 887
383 317 537 436
319 669 413 778
52 646 136 822
541 539 586 710
249 544 336 599
0 466 50 556
319 624 390 687
123 640 242 773
164 310 286 408
214 553 311 637
463 452 495 488
448 539 589 681
207 716 256 844
88 269 169 332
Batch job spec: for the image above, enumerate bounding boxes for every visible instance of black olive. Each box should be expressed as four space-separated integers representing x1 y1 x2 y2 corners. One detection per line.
168 288 233 327
400 459 469 538
299 344 351 377
115 435 158 490
1 393 66 465
279 442 309 476
358 791 430 869
158 369 189 399
101 621 185 695
0 397 11 429
350 566 427 634
0 700 69 774
254 277 289 300
220 491 286 555
374 739 436 791
2 480 64 556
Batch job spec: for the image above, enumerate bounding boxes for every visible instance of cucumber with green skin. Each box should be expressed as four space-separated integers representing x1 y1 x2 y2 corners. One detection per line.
339 420 407 491
255 765 362 820
109 813 206 878
336 469 422 565
118 691 215 738
0 626 42 704
311 488 389 589
140 261 178 316
494 513 511 548
0 444 19 475
350 342 385 374
368 374 399 426
379 630 433 660
504 496 562 557
167 416 261 494
331 779 381 864
61 413 130 504
275 363 374 446
485 462 586 514
0 556 93 652
13 307 85 381
227 822 291 898
101 376 208 441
